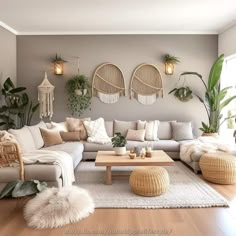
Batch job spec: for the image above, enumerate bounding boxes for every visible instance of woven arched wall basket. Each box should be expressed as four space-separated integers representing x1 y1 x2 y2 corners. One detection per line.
92 63 126 104
130 64 164 105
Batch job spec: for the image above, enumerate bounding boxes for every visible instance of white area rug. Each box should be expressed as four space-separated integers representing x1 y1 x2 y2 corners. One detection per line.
75 161 229 209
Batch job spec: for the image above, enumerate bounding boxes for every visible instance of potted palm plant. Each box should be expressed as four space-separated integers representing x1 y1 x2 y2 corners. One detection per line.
111 132 127 155
177 54 236 135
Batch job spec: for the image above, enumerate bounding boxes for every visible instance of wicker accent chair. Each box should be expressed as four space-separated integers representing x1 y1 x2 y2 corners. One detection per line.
0 142 24 181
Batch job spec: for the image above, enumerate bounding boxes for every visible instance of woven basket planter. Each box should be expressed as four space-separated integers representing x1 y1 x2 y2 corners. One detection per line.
200 152 236 185
129 167 169 197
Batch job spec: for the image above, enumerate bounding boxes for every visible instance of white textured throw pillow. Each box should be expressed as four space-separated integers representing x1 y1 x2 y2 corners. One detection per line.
126 129 146 142
171 122 194 141
83 118 111 144
137 120 159 141
27 121 47 149
8 127 36 153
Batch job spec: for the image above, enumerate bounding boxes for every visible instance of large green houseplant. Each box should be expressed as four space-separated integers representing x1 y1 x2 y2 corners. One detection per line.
66 75 92 117
178 54 236 134
0 78 39 129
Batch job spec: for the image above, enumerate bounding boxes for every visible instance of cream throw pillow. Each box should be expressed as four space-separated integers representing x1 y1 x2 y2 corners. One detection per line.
40 128 64 147
8 127 36 153
83 118 111 144
137 120 159 141
66 117 91 140
27 121 47 149
126 129 146 142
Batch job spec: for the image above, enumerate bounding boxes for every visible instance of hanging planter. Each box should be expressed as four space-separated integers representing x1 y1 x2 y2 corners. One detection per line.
169 87 193 102
66 75 92 116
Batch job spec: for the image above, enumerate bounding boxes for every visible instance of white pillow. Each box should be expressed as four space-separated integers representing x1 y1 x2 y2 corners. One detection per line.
8 127 36 153
83 118 111 144
46 121 68 132
137 120 159 141
27 121 47 149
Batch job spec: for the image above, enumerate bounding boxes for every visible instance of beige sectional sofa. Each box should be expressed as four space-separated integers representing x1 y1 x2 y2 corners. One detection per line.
0 119 196 191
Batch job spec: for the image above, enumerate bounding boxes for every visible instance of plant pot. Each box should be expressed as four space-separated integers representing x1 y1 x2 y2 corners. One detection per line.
202 132 219 137
75 89 83 96
114 147 126 156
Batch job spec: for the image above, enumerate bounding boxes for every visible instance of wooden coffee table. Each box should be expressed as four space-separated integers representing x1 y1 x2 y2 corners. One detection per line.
95 150 174 185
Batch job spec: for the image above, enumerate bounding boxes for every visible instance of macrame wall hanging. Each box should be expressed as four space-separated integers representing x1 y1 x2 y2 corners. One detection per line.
129 64 164 105
92 63 126 104
38 72 55 120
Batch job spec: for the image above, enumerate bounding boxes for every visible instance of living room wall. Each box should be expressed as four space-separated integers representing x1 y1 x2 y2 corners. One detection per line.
219 24 236 56
17 35 218 135
0 26 16 86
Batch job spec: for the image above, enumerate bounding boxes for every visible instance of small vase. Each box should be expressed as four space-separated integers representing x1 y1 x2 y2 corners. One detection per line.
114 147 126 156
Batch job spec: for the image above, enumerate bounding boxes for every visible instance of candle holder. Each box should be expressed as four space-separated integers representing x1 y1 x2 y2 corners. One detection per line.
52 54 67 76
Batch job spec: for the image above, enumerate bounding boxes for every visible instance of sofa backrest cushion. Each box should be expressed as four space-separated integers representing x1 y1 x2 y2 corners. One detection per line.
27 121 47 149
114 120 137 137
46 121 68 132
137 120 159 141
171 122 194 141
8 127 36 153
104 121 113 137
157 121 176 140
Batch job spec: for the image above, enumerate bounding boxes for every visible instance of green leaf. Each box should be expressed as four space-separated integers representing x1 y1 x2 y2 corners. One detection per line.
32 103 40 112
12 181 38 197
3 78 15 91
220 96 236 110
208 54 224 90
168 88 177 94
9 87 26 94
0 180 19 199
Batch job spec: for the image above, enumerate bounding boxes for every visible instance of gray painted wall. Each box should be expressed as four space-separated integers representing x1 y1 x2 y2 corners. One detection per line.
0 26 16 87
219 24 236 56
17 35 218 135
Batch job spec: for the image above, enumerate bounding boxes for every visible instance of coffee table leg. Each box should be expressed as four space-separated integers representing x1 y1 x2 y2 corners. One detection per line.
106 166 112 185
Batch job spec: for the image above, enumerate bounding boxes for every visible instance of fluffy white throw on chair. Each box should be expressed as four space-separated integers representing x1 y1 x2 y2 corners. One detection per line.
180 137 231 163
22 150 75 186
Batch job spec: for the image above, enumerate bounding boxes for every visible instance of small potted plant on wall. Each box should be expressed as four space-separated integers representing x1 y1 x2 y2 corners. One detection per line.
111 132 127 155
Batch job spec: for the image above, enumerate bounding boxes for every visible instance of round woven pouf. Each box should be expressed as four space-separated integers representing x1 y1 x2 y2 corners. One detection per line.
129 167 169 197
200 152 236 184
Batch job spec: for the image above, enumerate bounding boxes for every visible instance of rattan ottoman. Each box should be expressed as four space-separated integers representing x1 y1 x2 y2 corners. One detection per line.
129 167 170 196
200 152 236 184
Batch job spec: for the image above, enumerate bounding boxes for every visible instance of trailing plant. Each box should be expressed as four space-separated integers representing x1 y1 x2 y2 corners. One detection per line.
66 75 92 116
0 180 47 199
0 78 39 129
111 132 127 147
176 54 236 133
51 54 67 63
163 54 180 64
169 87 193 102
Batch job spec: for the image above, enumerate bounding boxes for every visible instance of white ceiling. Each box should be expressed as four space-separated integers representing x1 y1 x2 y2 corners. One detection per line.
0 0 236 35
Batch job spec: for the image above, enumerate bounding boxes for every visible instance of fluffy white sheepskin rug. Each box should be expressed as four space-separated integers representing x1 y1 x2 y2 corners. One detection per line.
24 186 94 229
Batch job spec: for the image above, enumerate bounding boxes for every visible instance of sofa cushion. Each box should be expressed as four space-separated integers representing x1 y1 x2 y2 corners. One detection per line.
114 120 137 136
40 128 64 147
42 142 84 167
152 140 180 152
104 121 113 137
8 127 36 153
27 121 47 149
157 121 176 140
84 118 111 144
0 164 62 182
66 117 90 140
83 141 113 152
126 129 146 142
46 121 68 132
171 122 194 141
60 131 80 142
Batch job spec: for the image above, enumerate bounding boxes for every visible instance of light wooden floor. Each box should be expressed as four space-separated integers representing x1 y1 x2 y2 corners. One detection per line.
0 179 236 236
